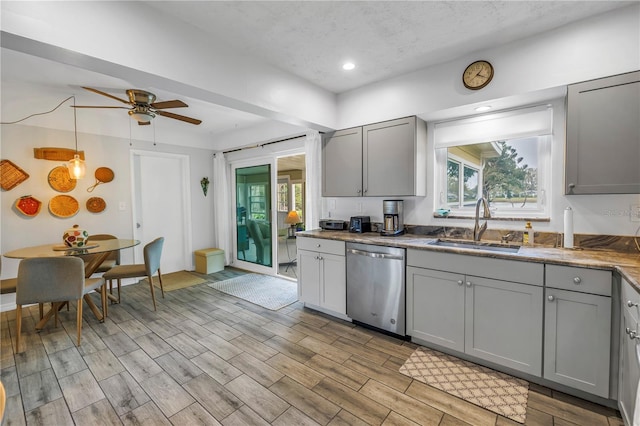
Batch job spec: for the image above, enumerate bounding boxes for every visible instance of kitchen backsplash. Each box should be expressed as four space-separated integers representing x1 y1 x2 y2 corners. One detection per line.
379 224 640 254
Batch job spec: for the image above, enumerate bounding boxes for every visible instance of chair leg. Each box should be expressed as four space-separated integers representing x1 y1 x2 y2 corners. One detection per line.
38 303 43 320
157 268 165 299
53 302 58 328
148 275 157 311
101 283 107 319
76 297 83 346
15 305 22 353
117 279 121 303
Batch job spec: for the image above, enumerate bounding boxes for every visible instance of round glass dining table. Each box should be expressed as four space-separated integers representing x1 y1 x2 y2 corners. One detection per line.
4 239 139 328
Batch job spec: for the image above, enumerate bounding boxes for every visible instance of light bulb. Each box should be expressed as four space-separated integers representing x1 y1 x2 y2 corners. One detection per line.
67 154 86 179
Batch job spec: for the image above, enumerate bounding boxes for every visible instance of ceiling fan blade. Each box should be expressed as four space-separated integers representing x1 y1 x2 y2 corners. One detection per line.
156 110 202 125
72 105 130 109
138 121 151 126
151 100 188 109
82 87 131 105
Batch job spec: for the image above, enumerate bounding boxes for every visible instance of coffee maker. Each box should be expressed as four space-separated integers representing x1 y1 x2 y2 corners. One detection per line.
381 200 405 236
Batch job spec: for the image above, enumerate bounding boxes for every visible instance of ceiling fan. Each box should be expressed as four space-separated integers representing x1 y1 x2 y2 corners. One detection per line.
73 87 202 125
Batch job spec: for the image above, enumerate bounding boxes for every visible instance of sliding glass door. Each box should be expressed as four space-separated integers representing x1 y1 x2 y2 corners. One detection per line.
234 163 273 268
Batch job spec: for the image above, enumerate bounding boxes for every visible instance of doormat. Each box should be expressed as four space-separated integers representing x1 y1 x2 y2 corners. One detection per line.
399 346 529 423
144 271 207 292
208 273 297 310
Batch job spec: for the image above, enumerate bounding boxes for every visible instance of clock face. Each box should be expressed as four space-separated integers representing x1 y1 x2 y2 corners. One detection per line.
463 60 494 90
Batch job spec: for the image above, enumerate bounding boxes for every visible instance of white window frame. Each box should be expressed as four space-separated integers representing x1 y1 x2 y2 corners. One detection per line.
434 104 553 219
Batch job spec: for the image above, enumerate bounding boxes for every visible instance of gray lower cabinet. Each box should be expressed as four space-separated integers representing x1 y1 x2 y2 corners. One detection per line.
407 267 465 352
619 278 640 425
322 116 426 197
406 251 543 376
297 237 346 316
566 70 640 194
544 265 612 398
465 275 543 376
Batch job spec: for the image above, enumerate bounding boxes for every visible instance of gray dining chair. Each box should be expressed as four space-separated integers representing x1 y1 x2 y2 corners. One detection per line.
15 256 106 352
0 257 17 295
87 234 120 273
103 237 165 310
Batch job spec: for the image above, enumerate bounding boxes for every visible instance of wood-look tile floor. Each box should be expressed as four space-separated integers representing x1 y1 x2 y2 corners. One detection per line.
0 267 623 426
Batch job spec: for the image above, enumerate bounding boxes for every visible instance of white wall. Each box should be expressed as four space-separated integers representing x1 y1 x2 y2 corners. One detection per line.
324 4 640 238
0 124 215 287
1 0 338 132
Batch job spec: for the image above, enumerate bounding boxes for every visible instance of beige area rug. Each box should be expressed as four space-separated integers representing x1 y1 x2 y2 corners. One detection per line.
399 347 529 423
208 273 297 310
143 270 207 291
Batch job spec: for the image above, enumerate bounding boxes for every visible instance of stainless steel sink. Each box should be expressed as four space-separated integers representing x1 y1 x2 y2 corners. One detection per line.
430 239 521 253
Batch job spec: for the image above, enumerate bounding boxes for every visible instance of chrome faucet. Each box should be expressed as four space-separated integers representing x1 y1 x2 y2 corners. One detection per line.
473 198 491 241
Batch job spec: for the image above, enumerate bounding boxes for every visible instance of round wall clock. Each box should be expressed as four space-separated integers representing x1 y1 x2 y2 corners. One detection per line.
463 60 494 90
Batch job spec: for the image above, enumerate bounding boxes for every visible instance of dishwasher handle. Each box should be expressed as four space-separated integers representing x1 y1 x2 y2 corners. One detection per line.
347 248 404 260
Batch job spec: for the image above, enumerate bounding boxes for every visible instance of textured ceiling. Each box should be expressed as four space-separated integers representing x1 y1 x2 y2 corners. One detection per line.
1 1 633 146
147 1 631 93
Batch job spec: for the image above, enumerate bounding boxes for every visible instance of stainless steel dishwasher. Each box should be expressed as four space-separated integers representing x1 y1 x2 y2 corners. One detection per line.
346 242 406 336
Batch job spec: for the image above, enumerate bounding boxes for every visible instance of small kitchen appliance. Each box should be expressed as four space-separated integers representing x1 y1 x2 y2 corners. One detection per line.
381 200 404 236
319 219 347 231
349 216 371 233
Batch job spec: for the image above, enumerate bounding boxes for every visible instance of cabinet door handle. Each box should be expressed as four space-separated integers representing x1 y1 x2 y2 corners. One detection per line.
573 277 581 284
457 280 464 286
548 295 555 302
568 183 576 189
628 300 639 308
364 189 368 194
317 244 321 248
357 189 362 194
466 281 472 287
630 330 638 340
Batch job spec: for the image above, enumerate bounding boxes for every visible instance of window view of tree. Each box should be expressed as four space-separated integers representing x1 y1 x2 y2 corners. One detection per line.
483 141 537 207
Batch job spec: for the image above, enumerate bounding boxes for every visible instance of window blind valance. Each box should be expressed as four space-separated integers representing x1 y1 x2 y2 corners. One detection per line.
433 105 553 148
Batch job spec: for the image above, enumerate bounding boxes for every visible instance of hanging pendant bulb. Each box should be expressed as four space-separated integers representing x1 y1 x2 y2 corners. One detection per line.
67 96 86 179
67 154 86 179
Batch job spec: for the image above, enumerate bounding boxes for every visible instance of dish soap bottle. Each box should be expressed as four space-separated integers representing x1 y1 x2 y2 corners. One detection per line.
523 221 534 246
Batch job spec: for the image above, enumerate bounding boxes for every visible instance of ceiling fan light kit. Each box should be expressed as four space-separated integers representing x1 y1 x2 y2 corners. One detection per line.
128 108 155 123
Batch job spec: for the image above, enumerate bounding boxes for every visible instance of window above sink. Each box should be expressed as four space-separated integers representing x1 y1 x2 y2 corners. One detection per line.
433 104 554 220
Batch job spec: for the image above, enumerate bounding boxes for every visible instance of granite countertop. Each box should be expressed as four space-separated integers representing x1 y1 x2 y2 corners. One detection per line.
297 230 640 290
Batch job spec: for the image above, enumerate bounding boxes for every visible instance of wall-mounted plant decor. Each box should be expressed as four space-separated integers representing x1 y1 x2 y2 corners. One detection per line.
201 177 210 196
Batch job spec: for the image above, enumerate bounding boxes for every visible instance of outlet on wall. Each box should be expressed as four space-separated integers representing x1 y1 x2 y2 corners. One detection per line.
631 204 640 222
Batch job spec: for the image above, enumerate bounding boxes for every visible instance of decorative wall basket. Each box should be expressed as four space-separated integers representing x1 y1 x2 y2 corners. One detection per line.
1 159 29 191
15 195 42 217
48 166 76 192
49 195 79 218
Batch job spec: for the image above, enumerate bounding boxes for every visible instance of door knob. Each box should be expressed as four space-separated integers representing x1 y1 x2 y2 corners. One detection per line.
628 300 639 308
573 277 581 284
548 295 555 301
466 281 472 287
457 280 464 286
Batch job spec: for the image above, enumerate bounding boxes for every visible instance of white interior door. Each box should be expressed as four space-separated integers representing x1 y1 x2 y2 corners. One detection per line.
131 150 192 273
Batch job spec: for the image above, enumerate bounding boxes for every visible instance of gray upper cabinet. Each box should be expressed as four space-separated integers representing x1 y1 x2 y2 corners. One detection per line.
322 116 427 197
322 127 363 197
566 71 640 194
363 116 427 197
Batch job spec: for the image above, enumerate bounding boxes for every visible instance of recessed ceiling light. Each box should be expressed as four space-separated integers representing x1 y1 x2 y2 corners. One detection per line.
475 105 492 112
342 62 355 71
